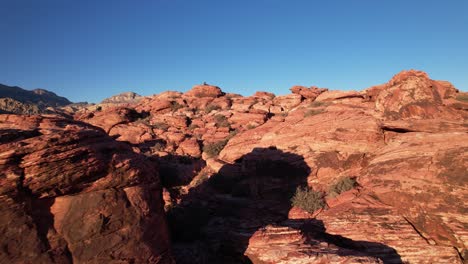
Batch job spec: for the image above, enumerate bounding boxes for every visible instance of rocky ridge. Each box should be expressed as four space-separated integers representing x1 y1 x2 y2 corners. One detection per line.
0 84 72 114
1 70 467 263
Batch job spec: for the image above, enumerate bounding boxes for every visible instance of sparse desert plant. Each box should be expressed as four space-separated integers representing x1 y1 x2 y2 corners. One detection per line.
152 122 170 131
291 187 325 213
304 109 324 117
328 177 357 197
205 104 221 113
455 94 468 102
246 124 257 130
188 123 200 130
170 101 184 112
309 101 326 107
203 139 228 158
214 114 229 128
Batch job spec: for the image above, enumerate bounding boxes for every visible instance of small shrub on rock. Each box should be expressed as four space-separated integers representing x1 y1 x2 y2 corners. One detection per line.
205 104 221 113
304 109 324 117
291 187 325 213
170 101 184 112
152 122 169 131
456 94 468 102
214 114 229 128
328 177 357 197
203 140 228 158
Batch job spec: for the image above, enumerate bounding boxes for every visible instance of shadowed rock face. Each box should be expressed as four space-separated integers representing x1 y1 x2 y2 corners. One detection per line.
167 147 397 263
0 115 173 263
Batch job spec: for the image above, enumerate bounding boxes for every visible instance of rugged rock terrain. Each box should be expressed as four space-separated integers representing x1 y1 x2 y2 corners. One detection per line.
0 84 72 114
1 70 467 263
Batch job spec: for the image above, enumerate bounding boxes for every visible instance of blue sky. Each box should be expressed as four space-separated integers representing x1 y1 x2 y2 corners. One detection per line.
1 0 467 103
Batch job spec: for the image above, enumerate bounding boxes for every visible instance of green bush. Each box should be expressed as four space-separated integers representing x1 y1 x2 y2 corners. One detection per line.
205 104 221 113
328 177 357 197
291 187 325 213
203 140 228 158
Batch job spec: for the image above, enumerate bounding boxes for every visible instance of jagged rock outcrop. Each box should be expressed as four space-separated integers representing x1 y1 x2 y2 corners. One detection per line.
0 115 173 263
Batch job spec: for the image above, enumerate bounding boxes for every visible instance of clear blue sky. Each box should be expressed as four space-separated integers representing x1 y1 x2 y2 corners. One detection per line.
1 0 467 103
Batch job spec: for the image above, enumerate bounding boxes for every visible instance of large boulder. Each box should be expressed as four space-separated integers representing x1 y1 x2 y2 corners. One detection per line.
0 115 174 263
373 70 461 119
184 84 224 98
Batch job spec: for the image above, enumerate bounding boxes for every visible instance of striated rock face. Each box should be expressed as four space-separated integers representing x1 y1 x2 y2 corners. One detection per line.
0 115 173 263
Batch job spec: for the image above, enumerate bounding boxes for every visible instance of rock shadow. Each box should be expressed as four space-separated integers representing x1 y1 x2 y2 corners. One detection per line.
167 147 402 263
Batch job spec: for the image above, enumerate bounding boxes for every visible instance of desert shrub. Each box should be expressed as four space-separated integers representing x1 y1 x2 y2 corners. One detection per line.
328 177 357 197
152 122 169 131
203 139 228 158
95 106 102 111
456 94 468 102
214 114 229 128
246 124 257 130
304 109 324 117
188 124 199 130
195 92 212 98
205 104 221 113
309 101 326 107
291 187 325 213
170 101 184 112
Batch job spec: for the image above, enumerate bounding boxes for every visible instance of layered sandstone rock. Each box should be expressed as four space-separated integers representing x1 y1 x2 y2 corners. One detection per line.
0 115 173 263
9 70 464 263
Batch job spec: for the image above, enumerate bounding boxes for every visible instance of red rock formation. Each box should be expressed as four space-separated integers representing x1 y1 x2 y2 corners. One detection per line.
184 84 224 98
290 85 328 100
7 70 464 263
0 115 173 263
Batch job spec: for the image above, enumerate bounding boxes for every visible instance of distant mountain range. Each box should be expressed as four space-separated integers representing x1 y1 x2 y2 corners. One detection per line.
0 84 72 114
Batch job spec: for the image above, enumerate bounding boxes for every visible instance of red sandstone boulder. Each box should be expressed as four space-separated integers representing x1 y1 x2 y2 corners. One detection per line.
374 70 461 119
184 84 223 98
0 115 174 263
290 85 328 100
272 94 303 110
